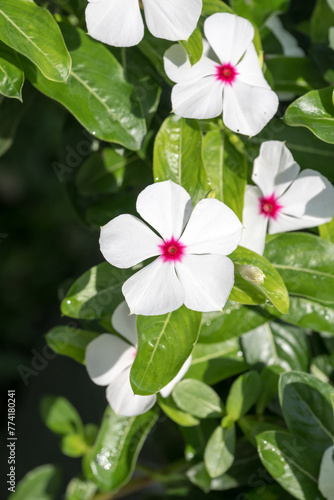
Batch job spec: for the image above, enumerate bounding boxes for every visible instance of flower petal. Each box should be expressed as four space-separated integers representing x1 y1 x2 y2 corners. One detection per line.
175 254 234 312
204 13 254 66
106 366 157 417
181 199 242 256
100 214 161 268
171 75 224 120
86 0 144 47
122 258 184 315
239 185 269 255
111 302 137 346
164 44 216 84
252 141 300 198
237 43 270 88
268 169 334 234
223 81 279 136
142 0 202 41
159 355 192 398
136 180 192 241
85 334 135 386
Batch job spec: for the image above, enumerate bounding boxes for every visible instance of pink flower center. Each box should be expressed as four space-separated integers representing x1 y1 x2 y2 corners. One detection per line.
215 63 238 85
259 194 282 220
132 348 137 360
159 237 186 263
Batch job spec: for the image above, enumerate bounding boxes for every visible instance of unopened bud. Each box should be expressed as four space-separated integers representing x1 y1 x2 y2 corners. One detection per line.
236 264 265 284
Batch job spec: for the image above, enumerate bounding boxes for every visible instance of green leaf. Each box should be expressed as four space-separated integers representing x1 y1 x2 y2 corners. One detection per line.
202 129 247 220
9 465 62 500
153 115 210 203
320 217 334 243
284 86 334 144
256 365 285 414
65 478 97 500
268 296 334 335
204 424 235 478
230 246 290 314
311 0 334 43
238 415 284 447
0 0 71 82
266 57 325 95
230 0 289 25
179 28 203 65
0 94 26 156
84 406 158 492
241 322 309 371
23 24 146 151
45 326 99 364
61 433 88 457
61 263 133 320
172 379 223 419
199 301 271 343
202 0 234 16
186 462 212 493
279 371 334 454
180 420 217 460
185 338 247 385
257 431 324 500
226 371 261 421
130 306 201 396
158 394 200 427
319 445 334 500
265 233 334 305
0 41 24 100
311 355 334 383
40 396 83 436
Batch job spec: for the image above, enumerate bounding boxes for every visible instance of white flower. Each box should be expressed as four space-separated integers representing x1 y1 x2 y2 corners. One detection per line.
85 302 192 417
99 180 242 315
164 13 279 136
85 0 203 48
240 141 334 255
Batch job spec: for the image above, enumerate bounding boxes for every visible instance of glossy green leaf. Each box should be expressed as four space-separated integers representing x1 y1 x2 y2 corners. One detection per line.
84 406 158 492
202 128 247 220
226 371 261 421
230 246 289 313
199 302 271 343
9 465 62 500
157 394 200 427
267 296 334 335
40 396 83 436
65 478 97 500
311 0 334 43
186 462 212 493
265 233 334 305
185 338 247 385
45 326 99 364
319 445 334 500
256 365 285 414
173 379 223 419
284 86 334 144
279 371 334 454
202 0 233 16
23 24 146 150
266 57 325 95
0 0 71 82
0 41 23 100
230 0 289 25
153 115 210 203
204 424 235 478
179 28 203 65
241 322 309 371
238 415 284 447
61 263 133 320
130 306 201 396
257 431 324 500
311 355 334 383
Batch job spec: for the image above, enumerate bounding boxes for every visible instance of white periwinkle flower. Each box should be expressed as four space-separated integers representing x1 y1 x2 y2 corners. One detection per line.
164 13 279 136
240 141 334 255
99 180 242 316
85 302 192 417
85 0 203 48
